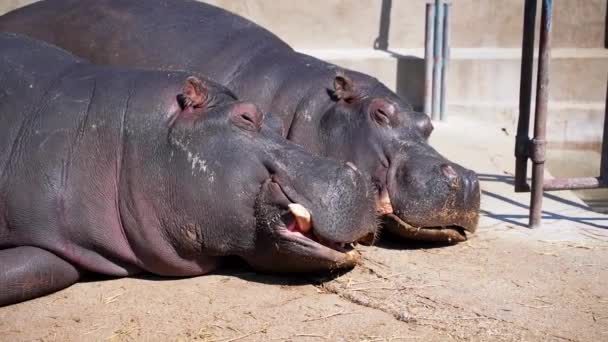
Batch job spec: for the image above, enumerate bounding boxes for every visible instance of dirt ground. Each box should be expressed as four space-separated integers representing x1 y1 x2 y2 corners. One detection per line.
1 121 607 342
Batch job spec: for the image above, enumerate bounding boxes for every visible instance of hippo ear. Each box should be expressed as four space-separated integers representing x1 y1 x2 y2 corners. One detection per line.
332 74 355 101
176 76 208 110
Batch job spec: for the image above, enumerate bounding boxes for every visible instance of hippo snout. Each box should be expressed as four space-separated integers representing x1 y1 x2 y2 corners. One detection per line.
383 143 481 243
309 161 376 244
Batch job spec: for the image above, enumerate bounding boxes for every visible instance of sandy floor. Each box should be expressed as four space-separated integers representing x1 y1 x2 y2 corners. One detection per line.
1 120 607 342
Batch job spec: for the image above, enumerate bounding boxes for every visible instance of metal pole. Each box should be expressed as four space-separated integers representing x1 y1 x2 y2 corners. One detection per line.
423 3 435 117
601 78 608 181
431 0 444 121
374 0 392 50
439 2 451 121
605 1 608 49
529 0 553 228
515 0 537 193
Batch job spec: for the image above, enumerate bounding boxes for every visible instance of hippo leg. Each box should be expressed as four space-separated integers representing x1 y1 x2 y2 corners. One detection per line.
0 246 80 306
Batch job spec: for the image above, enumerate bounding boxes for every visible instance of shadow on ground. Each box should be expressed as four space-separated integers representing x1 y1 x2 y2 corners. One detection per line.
479 173 608 229
79 255 349 287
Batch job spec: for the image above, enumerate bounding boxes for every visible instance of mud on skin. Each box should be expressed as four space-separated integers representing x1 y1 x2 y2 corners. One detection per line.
0 0 481 243
0 33 376 306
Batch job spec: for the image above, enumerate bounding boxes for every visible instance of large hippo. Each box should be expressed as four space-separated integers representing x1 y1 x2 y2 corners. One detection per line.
0 33 377 306
0 0 480 243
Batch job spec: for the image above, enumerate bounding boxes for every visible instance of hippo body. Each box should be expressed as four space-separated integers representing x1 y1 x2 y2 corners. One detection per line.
0 0 480 242
0 33 376 306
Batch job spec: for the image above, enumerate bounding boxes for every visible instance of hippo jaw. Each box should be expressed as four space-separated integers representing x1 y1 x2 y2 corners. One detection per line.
244 178 366 273
381 213 479 244
277 208 361 266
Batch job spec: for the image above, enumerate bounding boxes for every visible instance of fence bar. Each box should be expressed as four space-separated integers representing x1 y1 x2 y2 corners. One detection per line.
605 2 608 49
543 177 606 191
601 80 608 180
529 0 553 228
514 0 537 193
431 0 444 121
423 3 435 116
439 2 451 121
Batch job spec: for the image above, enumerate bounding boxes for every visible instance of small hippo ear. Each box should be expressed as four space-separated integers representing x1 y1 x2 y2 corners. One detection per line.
176 76 208 110
332 74 355 101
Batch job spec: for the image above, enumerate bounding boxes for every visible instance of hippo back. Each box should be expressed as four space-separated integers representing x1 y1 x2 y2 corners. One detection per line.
0 0 293 85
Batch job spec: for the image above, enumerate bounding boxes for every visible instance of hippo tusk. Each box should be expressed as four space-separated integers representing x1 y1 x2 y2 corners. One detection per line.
288 203 312 233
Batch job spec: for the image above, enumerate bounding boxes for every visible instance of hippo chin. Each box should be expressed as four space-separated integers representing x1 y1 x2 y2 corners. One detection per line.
0 33 376 306
0 0 480 243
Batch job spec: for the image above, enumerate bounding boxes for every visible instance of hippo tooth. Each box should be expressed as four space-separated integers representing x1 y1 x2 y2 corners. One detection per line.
288 203 312 233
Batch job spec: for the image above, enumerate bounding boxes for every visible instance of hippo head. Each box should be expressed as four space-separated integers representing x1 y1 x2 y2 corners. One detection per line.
165 78 377 272
318 71 480 243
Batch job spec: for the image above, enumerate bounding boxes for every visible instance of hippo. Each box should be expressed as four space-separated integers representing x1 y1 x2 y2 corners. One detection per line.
0 33 377 306
0 0 480 243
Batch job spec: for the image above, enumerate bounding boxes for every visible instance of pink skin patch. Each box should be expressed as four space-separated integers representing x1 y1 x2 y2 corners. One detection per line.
286 217 316 240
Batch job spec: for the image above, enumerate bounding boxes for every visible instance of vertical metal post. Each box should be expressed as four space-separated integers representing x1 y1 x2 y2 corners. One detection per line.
374 0 392 50
439 2 451 121
601 79 608 181
423 3 435 117
605 0 608 49
515 0 537 193
529 0 553 228
431 0 444 121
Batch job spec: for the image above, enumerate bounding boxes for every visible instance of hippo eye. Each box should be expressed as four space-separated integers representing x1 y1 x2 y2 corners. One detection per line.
230 104 264 132
372 106 394 126
370 99 395 126
242 113 255 126
374 108 390 125
235 113 260 132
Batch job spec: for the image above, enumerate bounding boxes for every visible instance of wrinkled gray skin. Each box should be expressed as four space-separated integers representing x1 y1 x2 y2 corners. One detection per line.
0 33 376 306
0 0 480 243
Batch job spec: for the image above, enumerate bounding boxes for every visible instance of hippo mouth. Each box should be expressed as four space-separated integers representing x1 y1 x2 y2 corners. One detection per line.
280 205 359 252
381 213 473 244
275 204 360 264
376 191 474 244
265 179 361 269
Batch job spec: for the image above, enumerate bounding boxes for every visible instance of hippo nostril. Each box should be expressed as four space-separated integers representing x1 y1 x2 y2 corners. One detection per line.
461 171 480 203
441 164 458 180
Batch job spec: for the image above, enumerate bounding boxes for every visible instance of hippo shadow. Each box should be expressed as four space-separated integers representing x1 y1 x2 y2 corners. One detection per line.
78 256 348 286
210 256 350 286
373 232 459 251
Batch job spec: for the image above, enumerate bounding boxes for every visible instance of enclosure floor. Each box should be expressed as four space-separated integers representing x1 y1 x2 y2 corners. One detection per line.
1 119 607 342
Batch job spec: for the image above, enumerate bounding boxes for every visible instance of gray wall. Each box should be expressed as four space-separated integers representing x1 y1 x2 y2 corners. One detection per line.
1 1 607 147
2 1 605 49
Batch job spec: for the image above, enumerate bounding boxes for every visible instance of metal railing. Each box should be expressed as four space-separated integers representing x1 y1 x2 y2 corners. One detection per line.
515 0 608 227
424 0 451 121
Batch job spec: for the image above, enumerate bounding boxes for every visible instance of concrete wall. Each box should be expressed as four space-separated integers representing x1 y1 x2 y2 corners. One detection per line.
3 1 605 49
1 0 607 147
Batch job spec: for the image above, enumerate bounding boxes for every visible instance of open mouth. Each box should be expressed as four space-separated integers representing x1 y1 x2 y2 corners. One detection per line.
268 178 356 258
264 179 361 264
382 213 469 244
280 204 358 254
